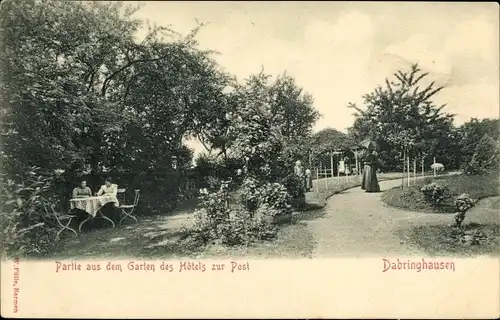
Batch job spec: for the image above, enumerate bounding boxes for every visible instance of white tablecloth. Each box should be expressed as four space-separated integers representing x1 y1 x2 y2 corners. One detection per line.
69 195 119 217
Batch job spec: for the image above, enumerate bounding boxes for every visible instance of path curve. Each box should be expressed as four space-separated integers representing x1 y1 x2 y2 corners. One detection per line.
307 178 454 258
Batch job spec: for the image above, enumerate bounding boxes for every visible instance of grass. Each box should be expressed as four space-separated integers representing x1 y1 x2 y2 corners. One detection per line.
401 223 500 257
382 172 499 213
390 171 500 257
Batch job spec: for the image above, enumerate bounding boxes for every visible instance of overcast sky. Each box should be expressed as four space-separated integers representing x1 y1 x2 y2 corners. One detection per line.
131 1 499 155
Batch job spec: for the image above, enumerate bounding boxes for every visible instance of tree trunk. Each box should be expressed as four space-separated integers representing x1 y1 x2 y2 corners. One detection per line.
315 167 319 192
421 156 425 177
413 157 417 185
407 152 410 187
433 156 436 177
402 149 405 188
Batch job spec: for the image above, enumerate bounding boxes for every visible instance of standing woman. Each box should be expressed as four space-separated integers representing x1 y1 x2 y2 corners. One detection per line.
361 150 381 192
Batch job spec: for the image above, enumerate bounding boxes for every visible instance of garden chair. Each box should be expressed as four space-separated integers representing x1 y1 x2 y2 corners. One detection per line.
118 189 140 225
44 204 78 240
117 188 126 204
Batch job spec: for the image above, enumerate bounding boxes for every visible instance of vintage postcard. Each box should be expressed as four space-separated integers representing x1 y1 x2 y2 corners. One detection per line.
1 1 499 318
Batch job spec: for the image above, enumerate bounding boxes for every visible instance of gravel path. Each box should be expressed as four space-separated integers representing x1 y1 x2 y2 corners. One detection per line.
308 178 463 257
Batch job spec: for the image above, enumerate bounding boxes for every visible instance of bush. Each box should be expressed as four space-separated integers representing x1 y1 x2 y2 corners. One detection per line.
1 167 62 257
281 174 306 201
238 177 260 212
189 178 280 247
453 193 476 227
420 182 449 206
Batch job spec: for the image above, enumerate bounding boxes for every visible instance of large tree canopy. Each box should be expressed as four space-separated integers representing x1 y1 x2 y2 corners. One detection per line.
0 0 231 177
347 64 455 170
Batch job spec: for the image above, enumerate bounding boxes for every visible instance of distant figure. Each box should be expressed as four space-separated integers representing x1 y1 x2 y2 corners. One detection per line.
294 160 304 176
72 180 92 198
361 150 380 192
305 169 312 191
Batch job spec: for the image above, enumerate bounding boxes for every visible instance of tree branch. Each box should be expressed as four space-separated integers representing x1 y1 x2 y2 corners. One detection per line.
101 53 171 97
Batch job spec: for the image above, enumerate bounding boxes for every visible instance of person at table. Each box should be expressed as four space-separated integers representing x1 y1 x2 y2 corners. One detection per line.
72 180 92 198
96 177 119 208
361 149 381 193
96 177 118 197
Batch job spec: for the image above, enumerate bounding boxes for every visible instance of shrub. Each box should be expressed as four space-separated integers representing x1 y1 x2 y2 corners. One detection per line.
281 173 306 201
1 167 62 257
199 181 231 226
258 182 292 214
453 193 476 227
238 177 261 212
420 182 449 206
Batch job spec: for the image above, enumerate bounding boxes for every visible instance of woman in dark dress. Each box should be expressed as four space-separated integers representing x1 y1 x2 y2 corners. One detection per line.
361 150 380 192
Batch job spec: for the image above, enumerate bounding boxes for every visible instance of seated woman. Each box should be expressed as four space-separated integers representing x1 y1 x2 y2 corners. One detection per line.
72 180 92 198
96 177 119 206
96 177 118 197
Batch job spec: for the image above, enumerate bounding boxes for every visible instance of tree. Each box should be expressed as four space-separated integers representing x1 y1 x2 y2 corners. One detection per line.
347 64 455 177
0 0 144 175
269 73 319 140
456 118 500 170
466 133 499 174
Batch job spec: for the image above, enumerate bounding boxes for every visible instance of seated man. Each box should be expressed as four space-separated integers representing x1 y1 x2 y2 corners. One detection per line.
72 180 92 198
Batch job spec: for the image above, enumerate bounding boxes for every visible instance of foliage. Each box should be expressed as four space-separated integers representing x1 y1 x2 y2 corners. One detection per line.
190 180 278 246
465 134 499 175
193 153 243 189
420 182 449 207
347 64 455 171
383 172 499 213
280 173 306 201
1 167 63 257
457 118 500 170
309 128 355 165
0 0 237 223
453 193 475 227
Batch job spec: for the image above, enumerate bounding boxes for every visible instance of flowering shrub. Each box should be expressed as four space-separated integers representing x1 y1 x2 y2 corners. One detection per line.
238 177 292 216
420 182 449 206
238 177 260 212
190 179 279 247
198 181 231 227
281 173 306 203
258 182 292 215
453 193 476 227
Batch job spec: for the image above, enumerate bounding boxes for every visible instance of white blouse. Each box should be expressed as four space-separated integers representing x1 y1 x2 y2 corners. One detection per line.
97 183 118 197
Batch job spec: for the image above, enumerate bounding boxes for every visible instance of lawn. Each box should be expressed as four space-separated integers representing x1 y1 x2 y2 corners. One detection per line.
398 195 500 257
386 171 500 257
382 172 499 213
401 223 499 257
41 214 315 260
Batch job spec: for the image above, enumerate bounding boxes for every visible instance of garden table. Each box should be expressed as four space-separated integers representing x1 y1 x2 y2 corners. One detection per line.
69 195 119 232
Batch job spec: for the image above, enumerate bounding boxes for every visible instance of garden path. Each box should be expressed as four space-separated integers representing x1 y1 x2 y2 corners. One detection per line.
307 177 496 258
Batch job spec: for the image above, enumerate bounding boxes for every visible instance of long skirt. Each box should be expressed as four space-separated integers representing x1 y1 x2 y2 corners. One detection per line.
361 164 380 192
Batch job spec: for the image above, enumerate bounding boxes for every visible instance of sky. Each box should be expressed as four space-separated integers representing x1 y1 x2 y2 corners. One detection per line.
131 1 499 156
